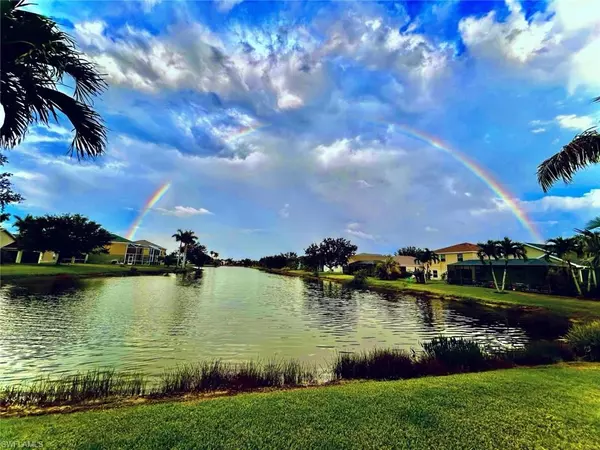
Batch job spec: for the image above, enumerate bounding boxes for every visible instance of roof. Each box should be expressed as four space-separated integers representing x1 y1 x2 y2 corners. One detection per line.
110 234 132 243
348 253 388 263
0 227 16 240
448 259 559 267
347 253 422 267
393 255 423 267
134 239 166 250
435 243 480 253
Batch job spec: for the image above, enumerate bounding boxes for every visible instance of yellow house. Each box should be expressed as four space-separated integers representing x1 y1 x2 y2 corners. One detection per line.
430 243 481 280
429 242 576 280
87 235 167 265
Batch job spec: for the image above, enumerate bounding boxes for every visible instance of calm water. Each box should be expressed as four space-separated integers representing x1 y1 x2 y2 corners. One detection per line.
0 268 531 383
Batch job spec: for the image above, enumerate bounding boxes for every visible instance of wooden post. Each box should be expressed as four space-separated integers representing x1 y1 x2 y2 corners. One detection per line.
15 250 23 264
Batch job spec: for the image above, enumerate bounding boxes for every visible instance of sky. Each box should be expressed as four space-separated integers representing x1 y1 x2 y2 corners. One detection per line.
3 0 600 258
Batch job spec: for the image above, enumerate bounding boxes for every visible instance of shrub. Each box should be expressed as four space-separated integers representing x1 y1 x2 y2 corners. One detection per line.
500 341 575 366
375 257 401 280
333 348 414 380
566 321 600 361
421 337 487 373
350 269 369 287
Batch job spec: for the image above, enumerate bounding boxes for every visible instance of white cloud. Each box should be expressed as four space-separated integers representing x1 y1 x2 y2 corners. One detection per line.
555 114 596 131
425 226 439 232
155 206 213 217
215 0 243 12
345 228 375 241
522 189 600 212
279 203 290 219
346 222 361 230
356 180 373 188
531 127 546 134
458 0 600 91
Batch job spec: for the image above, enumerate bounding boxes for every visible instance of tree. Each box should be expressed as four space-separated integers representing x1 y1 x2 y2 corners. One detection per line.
537 97 599 192
171 229 197 267
395 246 422 257
546 237 583 296
187 243 211 267
1 0 107 157
303 243 321 272
258 253 289 269
413 248 439 284
14 213 112 264
477 240 501 292
586 217 600 231
496 237 527 292
0 153 23 222
318 237 357 271
375 256 400 280
575 229 600 293
163 251 178 267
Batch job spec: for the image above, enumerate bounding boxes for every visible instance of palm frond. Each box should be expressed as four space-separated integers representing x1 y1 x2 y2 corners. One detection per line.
586 216 600 231
39 87 106 158
537 128 600 192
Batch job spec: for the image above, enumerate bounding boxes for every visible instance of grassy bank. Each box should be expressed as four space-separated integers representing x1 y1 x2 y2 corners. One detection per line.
266 269 600 320
2 364 599 449
0 263 170 282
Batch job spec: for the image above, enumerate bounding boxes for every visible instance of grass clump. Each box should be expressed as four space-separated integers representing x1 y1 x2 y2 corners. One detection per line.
334 348 414 380
566 321 600 361
501 340 575 366
421 337 488 373
0 370 146 407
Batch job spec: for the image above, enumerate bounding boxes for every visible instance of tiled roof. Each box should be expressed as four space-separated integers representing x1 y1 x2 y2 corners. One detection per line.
434 243 480 253
134 239 166 250
110 234 131 243
347 253 423 267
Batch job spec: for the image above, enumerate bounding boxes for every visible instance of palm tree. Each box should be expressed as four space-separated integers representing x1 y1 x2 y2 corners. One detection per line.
537 97 599 192
1 0 107 157
575 229 600 293
172 229 197 268
496 237 527 292
545 237 583 296
586 217 600 231
375 256 400 280
414 248 440 284
476 240 501 292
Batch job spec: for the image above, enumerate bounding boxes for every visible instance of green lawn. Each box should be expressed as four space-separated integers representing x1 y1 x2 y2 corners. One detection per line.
2 364 599 449
0 263 168 280
273 269 600 320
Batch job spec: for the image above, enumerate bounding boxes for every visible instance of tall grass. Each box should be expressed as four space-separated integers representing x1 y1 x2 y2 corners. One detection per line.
566 321 600 361
0 336 587 409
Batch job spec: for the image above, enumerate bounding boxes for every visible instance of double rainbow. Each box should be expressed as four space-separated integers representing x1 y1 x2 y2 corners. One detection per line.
390 124 542 242
126 182 171 241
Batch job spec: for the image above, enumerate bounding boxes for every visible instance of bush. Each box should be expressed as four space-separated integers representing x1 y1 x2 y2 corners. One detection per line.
333 348 414 380
501 341 575 366
421 337 488 373
350 269 369 287
566 321 600 361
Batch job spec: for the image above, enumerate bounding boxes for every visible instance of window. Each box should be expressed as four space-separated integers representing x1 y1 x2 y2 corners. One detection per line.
432 270 438 278
457 253 463 262
440 254 446 262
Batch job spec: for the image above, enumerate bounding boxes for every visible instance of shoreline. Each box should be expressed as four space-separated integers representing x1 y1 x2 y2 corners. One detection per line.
0 264 175 284
259 268 600 321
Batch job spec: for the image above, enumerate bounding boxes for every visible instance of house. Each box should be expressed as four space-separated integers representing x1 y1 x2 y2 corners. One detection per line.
346 253 423 275
430 241 587 281
446 258 587 294
1 227 61 264
133 240 167 265
429 243 481 280
87 235 166 265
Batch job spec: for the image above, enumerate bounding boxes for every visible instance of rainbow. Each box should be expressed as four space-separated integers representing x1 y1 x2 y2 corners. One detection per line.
126 182 171 241
225 124 268 143
388 123 543 242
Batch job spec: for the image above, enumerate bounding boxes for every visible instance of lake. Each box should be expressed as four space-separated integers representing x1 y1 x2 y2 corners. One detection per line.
0 267 535 384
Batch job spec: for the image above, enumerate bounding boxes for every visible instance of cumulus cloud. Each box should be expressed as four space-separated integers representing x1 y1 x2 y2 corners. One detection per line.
531 127 546 134
279 203 290 219
555 114 596 131
458 0 600 91
155 206 213 217
522 189 600 212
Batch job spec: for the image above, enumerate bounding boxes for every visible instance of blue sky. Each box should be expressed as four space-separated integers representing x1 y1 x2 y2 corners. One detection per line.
4 0 600 257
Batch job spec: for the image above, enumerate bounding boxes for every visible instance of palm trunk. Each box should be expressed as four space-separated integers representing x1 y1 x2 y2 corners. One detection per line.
488 258 500 291
500 259 508 292
568 262 583 296
592 268 597 288
182 245 187 268
587 265 592 293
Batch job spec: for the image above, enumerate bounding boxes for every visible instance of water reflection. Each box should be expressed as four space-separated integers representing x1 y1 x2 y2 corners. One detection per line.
0 268 534 383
